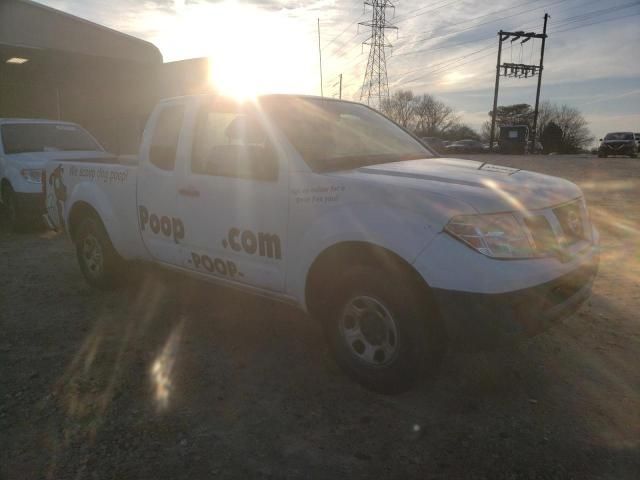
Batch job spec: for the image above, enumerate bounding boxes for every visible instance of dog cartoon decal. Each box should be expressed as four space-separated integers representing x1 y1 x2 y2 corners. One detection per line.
46 164 67 228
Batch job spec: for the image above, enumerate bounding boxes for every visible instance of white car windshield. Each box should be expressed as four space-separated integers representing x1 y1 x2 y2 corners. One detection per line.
260 97 433 172
1 123 103 154
604 132 633 141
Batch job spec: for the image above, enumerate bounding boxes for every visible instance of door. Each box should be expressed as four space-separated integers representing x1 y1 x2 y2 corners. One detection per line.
175 97 288 292
136 101 186 266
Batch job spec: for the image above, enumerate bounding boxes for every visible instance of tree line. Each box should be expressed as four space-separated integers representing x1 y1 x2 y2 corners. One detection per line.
381 90 480 141
481 102 594 153
381 89 594 152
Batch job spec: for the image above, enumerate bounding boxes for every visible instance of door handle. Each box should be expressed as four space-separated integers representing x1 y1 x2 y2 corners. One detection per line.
178 186 200 197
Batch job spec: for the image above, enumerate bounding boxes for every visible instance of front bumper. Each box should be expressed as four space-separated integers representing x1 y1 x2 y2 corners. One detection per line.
414 230 600 351
431 257 598 350
599 145 636 155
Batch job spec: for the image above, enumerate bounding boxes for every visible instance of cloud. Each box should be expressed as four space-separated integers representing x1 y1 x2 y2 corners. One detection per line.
34 0 640 135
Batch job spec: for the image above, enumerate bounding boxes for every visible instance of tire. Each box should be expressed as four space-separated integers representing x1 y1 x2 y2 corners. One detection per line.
2 186 28 232
74 213 124 289
323 264 445 394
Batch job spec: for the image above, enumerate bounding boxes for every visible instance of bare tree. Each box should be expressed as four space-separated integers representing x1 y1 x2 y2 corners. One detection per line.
535 101 556 140
487 101 593 152
413 94 458 136
553 104 594 152
380 90 416 128
480 120 492 142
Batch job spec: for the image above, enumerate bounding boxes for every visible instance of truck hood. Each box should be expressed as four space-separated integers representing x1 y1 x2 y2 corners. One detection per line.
329 157 582 213
6 150 112 169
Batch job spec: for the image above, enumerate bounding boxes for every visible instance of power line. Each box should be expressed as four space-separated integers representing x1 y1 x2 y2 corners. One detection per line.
322 10 367 50
390 0 602 59
387 0 627 80
552 9 640 34
398 47 498 87
334 0 639 101
394 0 569 52
392 0 460 25
391 42 495 82
392 2 639 86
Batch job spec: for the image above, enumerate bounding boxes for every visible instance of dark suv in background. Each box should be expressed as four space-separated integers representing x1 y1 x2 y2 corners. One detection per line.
598 132 637 158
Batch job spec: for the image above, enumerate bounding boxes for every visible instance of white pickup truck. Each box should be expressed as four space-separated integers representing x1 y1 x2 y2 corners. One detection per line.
43 94 599 393
0 118 109 231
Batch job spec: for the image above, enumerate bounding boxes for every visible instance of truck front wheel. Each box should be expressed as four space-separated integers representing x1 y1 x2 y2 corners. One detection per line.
74 214 123 289
2 186 27 232
324 265 445 394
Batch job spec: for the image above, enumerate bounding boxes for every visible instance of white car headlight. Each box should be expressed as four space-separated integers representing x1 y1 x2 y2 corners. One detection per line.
20 168 43 184
444 213 535 259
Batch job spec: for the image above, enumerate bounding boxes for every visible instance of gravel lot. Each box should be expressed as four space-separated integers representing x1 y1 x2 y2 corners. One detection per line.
1 154 639 479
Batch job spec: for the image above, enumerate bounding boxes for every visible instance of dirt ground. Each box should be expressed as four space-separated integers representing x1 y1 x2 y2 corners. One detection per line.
1 154 639 480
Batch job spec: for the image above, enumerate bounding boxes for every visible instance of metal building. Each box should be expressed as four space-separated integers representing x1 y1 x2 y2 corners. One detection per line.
0 0 166 153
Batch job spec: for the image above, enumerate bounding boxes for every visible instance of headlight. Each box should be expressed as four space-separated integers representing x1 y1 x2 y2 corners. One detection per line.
444 213 534 259
20 168 42 184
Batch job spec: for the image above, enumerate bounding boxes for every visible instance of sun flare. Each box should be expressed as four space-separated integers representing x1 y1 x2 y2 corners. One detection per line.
148 1 319 100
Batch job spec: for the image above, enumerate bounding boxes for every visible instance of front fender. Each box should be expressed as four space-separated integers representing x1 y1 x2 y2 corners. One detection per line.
287 203 440 306
65 182 122 249
4 168 40 195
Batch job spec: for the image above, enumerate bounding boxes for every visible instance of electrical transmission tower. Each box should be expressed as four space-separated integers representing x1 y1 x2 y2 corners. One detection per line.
359 1 397 109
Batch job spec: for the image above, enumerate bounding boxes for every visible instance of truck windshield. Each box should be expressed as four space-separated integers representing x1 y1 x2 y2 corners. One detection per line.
1 123 103 154
260 97 433 172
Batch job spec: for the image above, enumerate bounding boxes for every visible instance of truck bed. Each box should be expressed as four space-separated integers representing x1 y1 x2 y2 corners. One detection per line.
44 159 147 260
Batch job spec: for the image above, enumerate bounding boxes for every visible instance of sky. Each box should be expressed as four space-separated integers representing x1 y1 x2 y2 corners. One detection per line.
37 0 640 141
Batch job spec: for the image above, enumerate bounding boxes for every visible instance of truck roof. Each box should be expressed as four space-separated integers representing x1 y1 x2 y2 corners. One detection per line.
157 93 360 106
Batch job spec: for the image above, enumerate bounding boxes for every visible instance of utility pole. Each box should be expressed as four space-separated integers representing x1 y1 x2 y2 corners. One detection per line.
359 1 397 110
318 18 323 97
489 14 549 153
489 31 504 152
339 73 342 99
531 13 549 147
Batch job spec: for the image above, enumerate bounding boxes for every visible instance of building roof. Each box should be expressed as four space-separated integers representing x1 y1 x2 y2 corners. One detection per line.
0 0 162 65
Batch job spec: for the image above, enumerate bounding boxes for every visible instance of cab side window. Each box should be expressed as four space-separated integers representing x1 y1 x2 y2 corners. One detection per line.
149 105 184 171
191 103 277 181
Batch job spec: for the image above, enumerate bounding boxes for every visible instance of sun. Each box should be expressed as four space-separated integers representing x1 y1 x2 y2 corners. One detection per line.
441 71 475 86
148 1 319 100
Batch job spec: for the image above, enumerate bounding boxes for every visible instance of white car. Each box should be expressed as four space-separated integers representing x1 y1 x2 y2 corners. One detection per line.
43 95 599 393
0 118 108 231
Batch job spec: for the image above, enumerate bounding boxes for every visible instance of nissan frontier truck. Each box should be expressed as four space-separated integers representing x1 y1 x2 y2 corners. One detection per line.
43 94 599 393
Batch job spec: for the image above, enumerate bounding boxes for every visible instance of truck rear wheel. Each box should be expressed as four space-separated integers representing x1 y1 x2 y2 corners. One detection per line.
74 214 123 289
324 264 445 394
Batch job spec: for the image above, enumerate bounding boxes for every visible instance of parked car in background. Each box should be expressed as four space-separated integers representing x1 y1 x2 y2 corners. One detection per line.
0 118 109 231
445 139 485 154
420 136 446 153
598 132 637 158
634 133 640 149
43 94 599 393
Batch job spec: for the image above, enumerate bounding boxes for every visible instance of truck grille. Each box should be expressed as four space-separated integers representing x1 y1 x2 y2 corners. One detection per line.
524 215 558 252
519 199 591 256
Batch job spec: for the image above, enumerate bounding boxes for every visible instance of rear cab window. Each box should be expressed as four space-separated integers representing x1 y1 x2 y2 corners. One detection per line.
149 105 185 171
